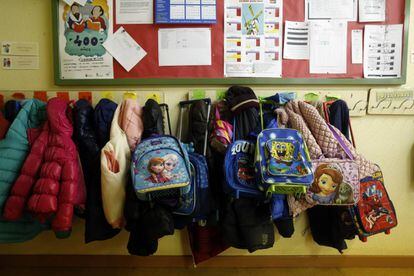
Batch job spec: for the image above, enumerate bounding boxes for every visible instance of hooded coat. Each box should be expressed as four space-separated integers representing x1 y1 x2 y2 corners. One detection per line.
73 99 120 243
101 99 143 229
0 99 48 243
3 98 79 238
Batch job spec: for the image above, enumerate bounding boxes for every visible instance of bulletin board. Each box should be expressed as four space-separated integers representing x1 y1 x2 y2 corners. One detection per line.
52 0 411 85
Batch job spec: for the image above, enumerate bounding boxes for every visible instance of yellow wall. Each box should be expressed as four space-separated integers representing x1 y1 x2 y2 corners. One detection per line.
0 0 413 256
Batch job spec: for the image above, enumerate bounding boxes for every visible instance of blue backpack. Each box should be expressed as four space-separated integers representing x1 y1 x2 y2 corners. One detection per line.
255 100 313 195
131 135 191 195
224 118 264 199
173 99 212 221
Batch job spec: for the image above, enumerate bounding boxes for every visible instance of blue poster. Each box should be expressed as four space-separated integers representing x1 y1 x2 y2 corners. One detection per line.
155 0 217 24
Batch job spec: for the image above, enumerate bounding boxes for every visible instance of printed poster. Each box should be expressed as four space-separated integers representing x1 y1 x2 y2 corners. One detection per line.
59 0 114 79
224 0 283 77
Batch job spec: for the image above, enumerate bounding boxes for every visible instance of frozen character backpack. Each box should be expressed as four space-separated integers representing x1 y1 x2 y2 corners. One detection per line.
131 103 191 196
255 99 313 195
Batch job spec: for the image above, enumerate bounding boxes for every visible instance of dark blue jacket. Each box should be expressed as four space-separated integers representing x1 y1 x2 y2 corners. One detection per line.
74 99 119 243
4 100 22 123
94 98 118 149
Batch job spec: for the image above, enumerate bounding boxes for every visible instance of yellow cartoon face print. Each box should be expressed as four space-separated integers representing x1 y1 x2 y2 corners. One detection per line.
270 141 295 163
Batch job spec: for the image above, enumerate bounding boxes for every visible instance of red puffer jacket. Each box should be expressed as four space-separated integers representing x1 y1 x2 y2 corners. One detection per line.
3 98 79 238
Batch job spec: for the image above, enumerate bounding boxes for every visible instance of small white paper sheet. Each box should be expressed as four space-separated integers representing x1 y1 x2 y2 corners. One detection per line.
62 0 87 6
305 0 357 21
351 30 363 64
103 27 147 72
309 20 347 74
283 21 309 60
75 0 87 6
1 42 39 56
2 56 39 70
116 0 153 24
158 28 211 66
62 0 75 5
364 24 403 78
359 0 386 22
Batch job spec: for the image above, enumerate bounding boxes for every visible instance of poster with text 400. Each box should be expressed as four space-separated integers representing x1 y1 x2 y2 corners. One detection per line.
59 0 114 79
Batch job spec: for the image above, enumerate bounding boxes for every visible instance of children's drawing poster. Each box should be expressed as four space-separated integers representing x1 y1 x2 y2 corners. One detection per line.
59 0 114 79
224 0 283 78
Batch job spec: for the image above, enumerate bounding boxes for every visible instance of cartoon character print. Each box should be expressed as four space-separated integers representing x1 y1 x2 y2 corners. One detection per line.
87 5 107 31
237 157 255 183
67 3 85 32
268 141 295 174
145 154 183 184
163 154 179 180
334 182 354 204
361 184 393 230
310 163 343 204
145 157 170 184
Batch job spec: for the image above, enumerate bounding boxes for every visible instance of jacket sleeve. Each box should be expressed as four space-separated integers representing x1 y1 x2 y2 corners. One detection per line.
51 158 79 238
3 127 48 221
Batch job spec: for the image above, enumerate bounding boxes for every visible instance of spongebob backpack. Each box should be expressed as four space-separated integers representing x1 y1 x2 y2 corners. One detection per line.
255 100 313 195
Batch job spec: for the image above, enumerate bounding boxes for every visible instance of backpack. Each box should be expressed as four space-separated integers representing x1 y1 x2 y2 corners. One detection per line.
211 105 233 149
351 170 397 242
131 102 191 195
224 139 264 199
307 126 360 206
255 100 313 195
223 113 264 199
173 99 212 221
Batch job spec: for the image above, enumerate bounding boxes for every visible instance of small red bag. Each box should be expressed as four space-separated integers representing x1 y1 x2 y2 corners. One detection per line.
210 106 233 153
353 170 397 242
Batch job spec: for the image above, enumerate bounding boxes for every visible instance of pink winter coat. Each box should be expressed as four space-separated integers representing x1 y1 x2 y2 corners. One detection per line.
3 98 80 238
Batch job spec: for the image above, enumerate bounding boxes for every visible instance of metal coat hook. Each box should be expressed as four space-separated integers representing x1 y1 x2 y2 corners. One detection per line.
372 98 392 109
350 100 367 111
404 100 414 110
394 98 411 109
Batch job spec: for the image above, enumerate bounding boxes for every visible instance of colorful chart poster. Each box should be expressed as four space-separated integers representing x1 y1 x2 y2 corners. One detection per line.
59 0 114 79
224 0 283 77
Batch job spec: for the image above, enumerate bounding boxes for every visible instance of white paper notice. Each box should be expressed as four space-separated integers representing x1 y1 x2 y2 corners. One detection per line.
103 27 147 72
116 0 153 24
224 0 283 77
75 0 88 6
283 21 309 60
309 20 347 74
351 30 363 64
359 0 386 22
1 42 39 56
364 24 403 78
62 0 75 5
158 28 211 66
2 56 39 70
306 0 357 21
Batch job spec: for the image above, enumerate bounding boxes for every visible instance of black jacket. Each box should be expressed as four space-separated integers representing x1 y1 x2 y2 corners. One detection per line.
74 99 120 243
142 99 164 139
